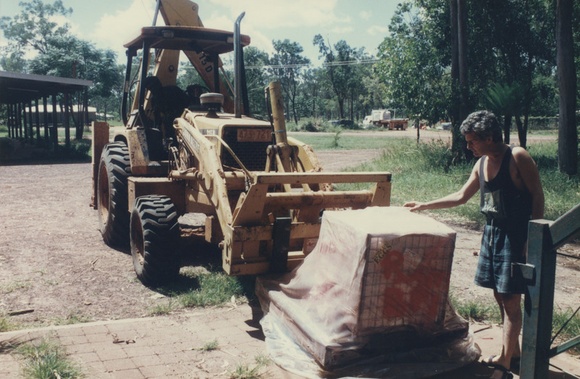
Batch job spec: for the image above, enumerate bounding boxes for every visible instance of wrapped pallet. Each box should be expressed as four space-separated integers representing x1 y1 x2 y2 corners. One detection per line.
257 207 480 377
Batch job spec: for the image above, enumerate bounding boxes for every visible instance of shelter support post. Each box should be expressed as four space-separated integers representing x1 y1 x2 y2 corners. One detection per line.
64 92 70 147
51 95 58 148
43 96 49 146
34 98 40 143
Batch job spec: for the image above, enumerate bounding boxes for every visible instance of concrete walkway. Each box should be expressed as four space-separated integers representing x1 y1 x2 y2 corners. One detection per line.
1 305 578 378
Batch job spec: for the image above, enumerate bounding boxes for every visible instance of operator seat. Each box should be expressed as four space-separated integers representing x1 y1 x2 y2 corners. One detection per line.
142 76 190 160
142 76 189 139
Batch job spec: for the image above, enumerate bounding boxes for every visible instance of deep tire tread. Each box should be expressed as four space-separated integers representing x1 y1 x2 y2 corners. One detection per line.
131 195 180 286
98 142 130 248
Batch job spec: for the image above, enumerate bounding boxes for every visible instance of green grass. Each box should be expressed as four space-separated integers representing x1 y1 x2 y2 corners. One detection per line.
292 130 414 150
450 296 502 323
52 313 92 326
228 355 271 379
199 339 219 351
16 338 84 379
229 364 262 379
144 266 256 314
177 272 245 308
253 354 272 366
0 128 92 163
0 314 14 332
552 307 580 354
295 133 579 224
149 299 177 316
451 295 580 354
1 280 32 294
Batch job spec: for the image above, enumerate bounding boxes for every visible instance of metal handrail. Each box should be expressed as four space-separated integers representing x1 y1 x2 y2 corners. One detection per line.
520 203 580 379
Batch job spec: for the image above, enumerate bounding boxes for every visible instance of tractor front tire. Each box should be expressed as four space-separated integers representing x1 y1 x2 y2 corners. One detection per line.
130 195 180 286
97 142 130 249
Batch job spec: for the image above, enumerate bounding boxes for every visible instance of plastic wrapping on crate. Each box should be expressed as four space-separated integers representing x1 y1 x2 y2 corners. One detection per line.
256 207 480 375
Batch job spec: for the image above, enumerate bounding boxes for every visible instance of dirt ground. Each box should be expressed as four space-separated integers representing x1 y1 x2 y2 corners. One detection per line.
0 130 578 331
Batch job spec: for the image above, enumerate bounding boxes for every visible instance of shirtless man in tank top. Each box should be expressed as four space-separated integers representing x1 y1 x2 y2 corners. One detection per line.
404 110 544 379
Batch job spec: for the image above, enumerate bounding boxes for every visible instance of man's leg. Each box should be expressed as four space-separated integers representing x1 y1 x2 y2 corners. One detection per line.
490 291 522 374
493 291 522 358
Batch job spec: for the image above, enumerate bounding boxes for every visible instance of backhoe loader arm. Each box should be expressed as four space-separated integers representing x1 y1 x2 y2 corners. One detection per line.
158 0 236 112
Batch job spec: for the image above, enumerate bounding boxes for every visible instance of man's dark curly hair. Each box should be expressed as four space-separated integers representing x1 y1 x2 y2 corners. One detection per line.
460 110 503 143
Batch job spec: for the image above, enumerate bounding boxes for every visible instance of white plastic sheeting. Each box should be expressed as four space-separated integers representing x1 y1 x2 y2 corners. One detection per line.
257 207 481 378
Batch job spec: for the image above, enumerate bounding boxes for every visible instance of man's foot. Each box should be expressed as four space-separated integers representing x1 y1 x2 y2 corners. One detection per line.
488 363 514 379
484 355 498 366
484 355 520 371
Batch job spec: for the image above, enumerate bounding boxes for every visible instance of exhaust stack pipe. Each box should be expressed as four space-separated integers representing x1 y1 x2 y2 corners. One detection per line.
234 12 245 118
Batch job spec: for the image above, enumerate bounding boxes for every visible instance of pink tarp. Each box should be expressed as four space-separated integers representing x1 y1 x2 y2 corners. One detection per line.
257 207 480 378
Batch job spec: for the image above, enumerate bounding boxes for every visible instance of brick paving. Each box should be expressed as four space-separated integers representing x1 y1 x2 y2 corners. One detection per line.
1 305 578 378
0 306 301 379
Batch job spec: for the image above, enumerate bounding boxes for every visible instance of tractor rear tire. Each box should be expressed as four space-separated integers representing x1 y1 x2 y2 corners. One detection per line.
130 195 180 286
97 142 130 249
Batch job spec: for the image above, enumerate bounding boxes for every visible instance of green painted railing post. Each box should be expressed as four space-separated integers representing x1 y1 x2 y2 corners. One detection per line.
520 220 556 379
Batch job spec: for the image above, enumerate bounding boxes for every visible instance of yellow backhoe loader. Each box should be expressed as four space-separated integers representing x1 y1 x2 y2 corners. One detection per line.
91 0 392 285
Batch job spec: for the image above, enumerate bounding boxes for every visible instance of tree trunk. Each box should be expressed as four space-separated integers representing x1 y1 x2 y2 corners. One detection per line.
450 0 461 161
311 83 317 118
516 115 527 149
350 90 354 122
457 0 469 123
556 0 577 175
338 98 345 120
450 0 471 163
504 114 512 145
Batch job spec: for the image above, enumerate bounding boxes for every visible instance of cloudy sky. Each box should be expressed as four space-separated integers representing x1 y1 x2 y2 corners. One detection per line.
0 0 400 65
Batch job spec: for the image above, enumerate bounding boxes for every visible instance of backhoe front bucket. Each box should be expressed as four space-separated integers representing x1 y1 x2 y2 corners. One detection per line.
222 171 392 275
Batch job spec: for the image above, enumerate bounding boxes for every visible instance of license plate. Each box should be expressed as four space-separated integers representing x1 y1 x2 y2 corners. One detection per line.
237 128 271 142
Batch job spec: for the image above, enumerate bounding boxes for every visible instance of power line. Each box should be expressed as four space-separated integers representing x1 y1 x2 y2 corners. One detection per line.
323 59 379 67
245 59 379 70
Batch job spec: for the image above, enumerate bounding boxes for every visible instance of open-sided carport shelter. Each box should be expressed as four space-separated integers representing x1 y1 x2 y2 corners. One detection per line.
0 70 92 148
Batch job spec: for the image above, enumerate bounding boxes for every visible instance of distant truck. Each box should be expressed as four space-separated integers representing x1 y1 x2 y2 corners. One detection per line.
369 109 408 130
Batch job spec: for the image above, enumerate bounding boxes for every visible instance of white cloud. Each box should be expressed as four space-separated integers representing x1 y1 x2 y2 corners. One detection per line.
90 0 155 58
331 25 354 36
204 0 342 29
83 0 353 62
367 24 388 37
359 10 372 21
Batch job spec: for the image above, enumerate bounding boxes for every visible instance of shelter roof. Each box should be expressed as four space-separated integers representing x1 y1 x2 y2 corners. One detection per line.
0 71 92 105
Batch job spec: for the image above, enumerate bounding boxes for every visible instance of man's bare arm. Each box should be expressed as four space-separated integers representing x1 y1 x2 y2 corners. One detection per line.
513 147 545 219
404 160 481 212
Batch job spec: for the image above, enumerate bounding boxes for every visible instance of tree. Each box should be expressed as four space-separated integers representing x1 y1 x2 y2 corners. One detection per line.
359 70 389 114
377 0 558 160
0 50 27 73
484 82 524 145
0 0 72 56
348 54 374 122
313 35 370 122
299 68 322 119
243 46 270 118
0 0 72 73
376 3 450 126
28 35 120 138
556 0 578 175
1 0 121 139
268 39 310 124
447 0 555 150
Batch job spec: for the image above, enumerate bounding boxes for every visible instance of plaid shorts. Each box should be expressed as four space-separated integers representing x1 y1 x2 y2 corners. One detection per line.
474 224 527 294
